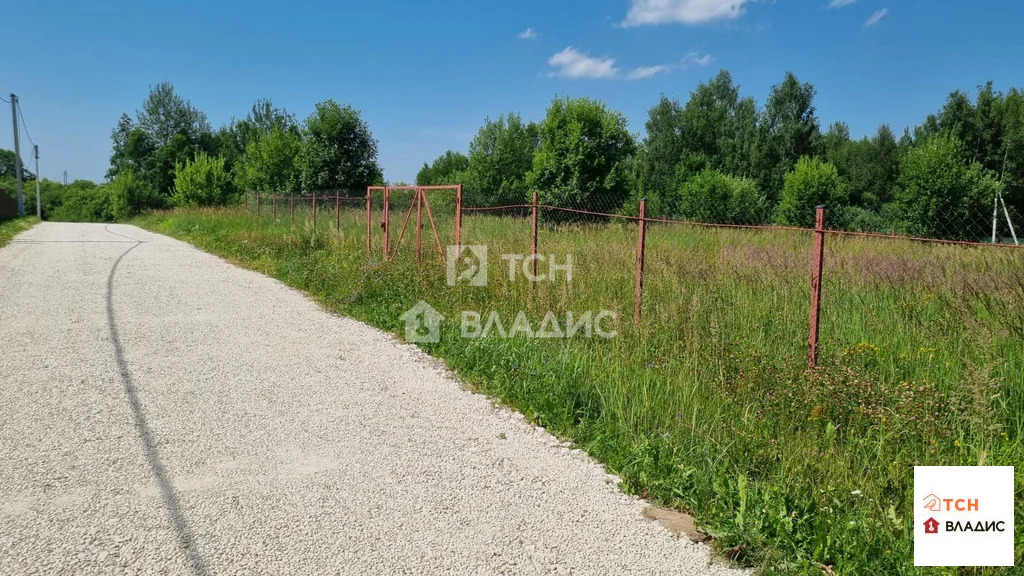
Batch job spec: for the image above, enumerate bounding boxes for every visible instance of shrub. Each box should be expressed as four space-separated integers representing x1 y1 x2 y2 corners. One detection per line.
172 151 232 206
674 169 768 224
774 156 848 228
894 134 999 240
109 169 162 220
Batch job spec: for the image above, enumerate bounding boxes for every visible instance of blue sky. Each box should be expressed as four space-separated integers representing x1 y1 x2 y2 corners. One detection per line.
2 0 1023 184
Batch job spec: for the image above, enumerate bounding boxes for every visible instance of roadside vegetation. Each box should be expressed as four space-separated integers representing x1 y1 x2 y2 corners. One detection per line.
0 216 37 246
136 205 1024 575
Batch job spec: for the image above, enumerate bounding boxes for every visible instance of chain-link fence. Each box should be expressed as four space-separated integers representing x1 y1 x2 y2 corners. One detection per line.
244 188 1024 369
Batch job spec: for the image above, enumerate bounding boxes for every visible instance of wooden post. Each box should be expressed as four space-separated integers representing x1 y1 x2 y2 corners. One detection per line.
336 192 341 232
289 192 294 227
531 191 539 285
312 189 317 227
808 205 826 369
634 198 647 326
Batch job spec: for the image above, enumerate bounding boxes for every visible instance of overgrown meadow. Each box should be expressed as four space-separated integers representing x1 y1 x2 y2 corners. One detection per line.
135 205 1024 575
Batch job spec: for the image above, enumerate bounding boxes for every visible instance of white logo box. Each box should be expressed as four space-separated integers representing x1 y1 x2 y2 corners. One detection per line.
914 466 1015 567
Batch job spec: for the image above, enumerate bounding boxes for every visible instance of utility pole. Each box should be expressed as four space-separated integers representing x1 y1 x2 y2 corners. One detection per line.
10 94 25 216
34 145 41 219
63 170 67 186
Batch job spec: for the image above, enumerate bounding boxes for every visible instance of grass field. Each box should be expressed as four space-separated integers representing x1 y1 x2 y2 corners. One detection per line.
0 216 38 247
135 204 1024 575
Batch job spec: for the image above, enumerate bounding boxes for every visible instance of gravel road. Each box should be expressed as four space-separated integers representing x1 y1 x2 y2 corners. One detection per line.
0 222 743 575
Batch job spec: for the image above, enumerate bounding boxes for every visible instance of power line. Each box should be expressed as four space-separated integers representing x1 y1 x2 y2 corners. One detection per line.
17 100 35 147
0 95 10 103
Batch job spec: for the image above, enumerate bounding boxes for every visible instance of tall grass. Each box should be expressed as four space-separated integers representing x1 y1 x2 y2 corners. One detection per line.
0 216 39 247
135 205 1024 575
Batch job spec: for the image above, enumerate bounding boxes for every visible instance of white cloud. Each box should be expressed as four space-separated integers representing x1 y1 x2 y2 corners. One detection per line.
864 7 888 27
621 0 756 27
517 28 539 40
547 47 618 79
682 51 713 67
828 0 855 8
625 52 711 80
626 65 671 80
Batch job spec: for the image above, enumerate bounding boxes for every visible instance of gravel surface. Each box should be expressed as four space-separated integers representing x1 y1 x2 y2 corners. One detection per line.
0 222 744 575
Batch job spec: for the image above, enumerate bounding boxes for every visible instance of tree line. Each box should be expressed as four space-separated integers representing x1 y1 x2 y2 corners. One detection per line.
5 72 1022 240
417 71 1024 240
3 83 384 221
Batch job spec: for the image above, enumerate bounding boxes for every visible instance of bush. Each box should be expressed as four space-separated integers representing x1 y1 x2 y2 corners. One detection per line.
774 156 848 228
894 134 999 240
172 151 232 207
48 182 114 222
844 206 893 233
109 169 162 220
675 169 768 224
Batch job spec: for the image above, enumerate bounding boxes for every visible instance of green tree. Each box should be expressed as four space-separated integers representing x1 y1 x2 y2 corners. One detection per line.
463 113 538 206
528 96 637 213
107 83 213 203
1001 88 1024 207
774 156 847 228
137 82 211 148
299 100 382 193
0 148 35 180
172 151 232 206
824 124 900 210
418 150 469 186
680 70 757 176
894 134 999 240
638 95 686 202
754 72 822 202
235 126 302 194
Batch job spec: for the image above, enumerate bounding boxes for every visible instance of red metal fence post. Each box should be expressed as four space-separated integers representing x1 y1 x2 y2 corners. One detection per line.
634 198 648 326
366 188 372 261
289 192 294 227
312 189 317 227
415 188 423 262
531 191 539 284
808 205 826 369
383 187 390 260
455 184 463 253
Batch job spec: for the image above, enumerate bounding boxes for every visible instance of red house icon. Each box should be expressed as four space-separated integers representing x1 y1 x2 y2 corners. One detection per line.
924 517 940 534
